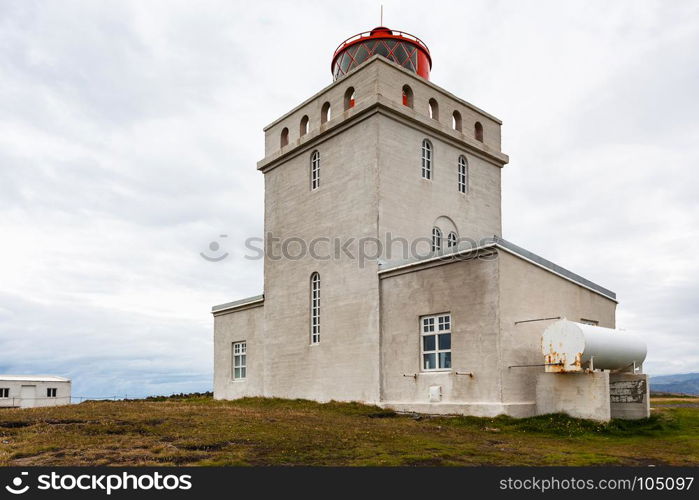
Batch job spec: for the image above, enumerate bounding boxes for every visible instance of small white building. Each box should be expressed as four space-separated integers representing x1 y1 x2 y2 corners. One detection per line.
0 375 71 408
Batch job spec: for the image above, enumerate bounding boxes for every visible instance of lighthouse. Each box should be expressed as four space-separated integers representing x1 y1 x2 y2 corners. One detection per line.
212 25 647 421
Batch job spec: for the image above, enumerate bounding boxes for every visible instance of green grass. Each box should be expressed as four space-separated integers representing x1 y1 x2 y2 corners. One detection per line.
0 395 697 466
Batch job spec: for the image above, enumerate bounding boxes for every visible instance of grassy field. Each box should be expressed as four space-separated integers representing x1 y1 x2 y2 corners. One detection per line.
1 395 698 466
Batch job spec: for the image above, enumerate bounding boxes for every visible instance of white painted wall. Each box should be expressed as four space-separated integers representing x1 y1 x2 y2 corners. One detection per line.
0 379 71 408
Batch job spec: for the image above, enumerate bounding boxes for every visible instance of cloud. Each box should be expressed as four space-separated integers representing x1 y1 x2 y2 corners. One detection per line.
0 0 697 400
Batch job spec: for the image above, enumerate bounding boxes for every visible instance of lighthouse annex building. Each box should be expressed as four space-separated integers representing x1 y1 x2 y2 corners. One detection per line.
212 27 618 417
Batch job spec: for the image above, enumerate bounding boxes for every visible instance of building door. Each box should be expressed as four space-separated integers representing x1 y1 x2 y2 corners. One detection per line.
20 385 36 408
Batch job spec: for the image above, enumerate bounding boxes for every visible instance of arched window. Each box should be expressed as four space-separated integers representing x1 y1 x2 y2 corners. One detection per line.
280 127 289 148
300 115 309 136
447 231 458 248
428 98 439 120
310 272 320 344
421 139 432 180
432 227 442 252
344 87 355 110
475 121 484 142
452 110 462 132
458 155 468 194
310 150 320 190
321 102 331 124
402 84 414 108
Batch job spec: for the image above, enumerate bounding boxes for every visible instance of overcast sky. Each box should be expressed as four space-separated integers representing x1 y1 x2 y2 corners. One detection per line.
0 0 697 398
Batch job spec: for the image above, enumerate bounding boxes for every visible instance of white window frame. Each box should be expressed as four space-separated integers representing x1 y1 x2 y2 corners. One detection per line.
432 227 442 252
46 388 57 398
420 313 452 372
0 388 9 398
311 150 320 190
458 155 468 193
421 139 432 180
232 341 247 380
310 272 320 344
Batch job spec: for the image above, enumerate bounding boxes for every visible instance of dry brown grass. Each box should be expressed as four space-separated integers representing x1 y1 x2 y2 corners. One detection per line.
0 395 697 466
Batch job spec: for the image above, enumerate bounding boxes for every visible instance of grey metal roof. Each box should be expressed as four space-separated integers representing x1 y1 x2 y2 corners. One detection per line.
492 237 616 300
211 294 264 313
0 375 71 383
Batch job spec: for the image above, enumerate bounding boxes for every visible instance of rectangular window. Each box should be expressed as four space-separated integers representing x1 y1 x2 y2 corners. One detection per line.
46 388 57 398
311 151 320 190
232 341 247 380
580 318 599 326
310 273 320 344
421 140 432 180
458 157 468 193
421 313 452 371
0 388 9 398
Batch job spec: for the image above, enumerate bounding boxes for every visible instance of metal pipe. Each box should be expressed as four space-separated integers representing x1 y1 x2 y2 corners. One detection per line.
508 363 563 368
514 316 561 325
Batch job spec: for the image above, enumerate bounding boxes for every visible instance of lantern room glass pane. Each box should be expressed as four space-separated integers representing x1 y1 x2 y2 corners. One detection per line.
393 43 409 64
354 43 370 64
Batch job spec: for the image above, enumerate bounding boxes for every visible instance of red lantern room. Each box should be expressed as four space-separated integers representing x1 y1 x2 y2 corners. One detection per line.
331 26 432 81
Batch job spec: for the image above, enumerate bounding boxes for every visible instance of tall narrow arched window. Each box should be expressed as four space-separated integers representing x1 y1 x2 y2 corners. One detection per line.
310 150 320 190
310 272 320 344
432 227 442 252
300 115 309 136
447 231 458 248
280 127 289 148
402 84 414 108
428 98 439 121
344 87 355 110
321 102 331 124
475 121 484 142
421 139 432 180
452 110 462 132
458 155 468 193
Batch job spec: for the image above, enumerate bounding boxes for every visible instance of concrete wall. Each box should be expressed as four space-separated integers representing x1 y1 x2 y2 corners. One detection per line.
498 250 617 411
261 106 382 403
379 255 506 416
376 111 502 253
610 373 650 419
262 56 505 159
0 380 71 408
213 303 265 400
536 372 611 421
262 60 381 158
374 61 503 153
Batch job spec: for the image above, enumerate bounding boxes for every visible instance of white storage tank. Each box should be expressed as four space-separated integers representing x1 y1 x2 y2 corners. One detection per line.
541 320 647 373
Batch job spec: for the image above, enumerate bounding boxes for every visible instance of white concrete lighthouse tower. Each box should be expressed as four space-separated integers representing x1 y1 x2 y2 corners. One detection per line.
212 26 643 421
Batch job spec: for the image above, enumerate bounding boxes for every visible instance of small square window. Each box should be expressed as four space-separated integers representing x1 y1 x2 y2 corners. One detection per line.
0 388 9 398
46 388 57 398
